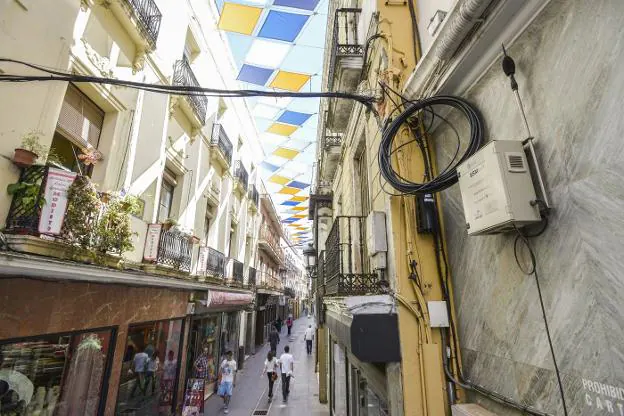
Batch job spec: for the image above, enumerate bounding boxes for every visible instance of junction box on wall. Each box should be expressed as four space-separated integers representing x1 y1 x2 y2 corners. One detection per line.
366 211 387 270
457 140 542 235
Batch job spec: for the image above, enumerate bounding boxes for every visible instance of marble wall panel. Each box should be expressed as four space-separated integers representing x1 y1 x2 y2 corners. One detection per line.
434 0 624 414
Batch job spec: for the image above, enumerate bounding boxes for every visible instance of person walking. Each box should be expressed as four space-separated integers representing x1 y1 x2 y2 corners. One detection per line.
269 326 280 355
217 351 237 414
129 347 149 397
278 346 294 403
144 349 159 396
304 325 314 355
275 317 283 334
261 351 280 402
286 316 293 336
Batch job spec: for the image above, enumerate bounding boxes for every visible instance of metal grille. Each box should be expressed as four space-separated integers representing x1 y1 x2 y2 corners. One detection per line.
233 161 249 191
56 84 104 149
125 0 162 48
324 133 343 148
253 411 269 415
248 185 259 207
5 165 48 234
231 259 244 283
173 58 208 124
248 267 257 287
156 229 192 271
328 8 363 91
211 124 233 166
324 216 381 296
206 247 225 278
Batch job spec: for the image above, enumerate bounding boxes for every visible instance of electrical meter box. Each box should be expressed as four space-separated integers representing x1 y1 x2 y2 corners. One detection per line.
457 140 541 235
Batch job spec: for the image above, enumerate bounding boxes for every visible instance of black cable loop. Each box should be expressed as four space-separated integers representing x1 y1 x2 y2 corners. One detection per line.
378 95 484 194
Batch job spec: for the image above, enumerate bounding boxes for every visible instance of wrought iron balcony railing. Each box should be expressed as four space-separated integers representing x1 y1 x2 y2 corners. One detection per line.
233 160 249 191
229 258 244 284
323 216 385 296
156 228 192 272
328 8 364 91
205 247 225 278
259 224 284 263
5 165 49 235
248 267 257 287
211 124 233 166
258 272 283 291
324 133 343 148
173 58 208 124
125 0 162 48
248 185 259 207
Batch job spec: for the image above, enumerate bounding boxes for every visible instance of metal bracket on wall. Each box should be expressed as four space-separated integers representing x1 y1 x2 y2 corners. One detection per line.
385 0 407 5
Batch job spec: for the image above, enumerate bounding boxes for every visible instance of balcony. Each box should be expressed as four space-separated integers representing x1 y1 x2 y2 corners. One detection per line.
319 123 343 182
257 272 283 292
248 267 257 288
326 8 364 134
200 246 225 279
107 0 162 61
207 176 221 206
226 258 244 286
321 216 385 296
248 185 259 212
230 195 241 225
5 166 137 264
154 228 193 272
173 58 208 126
233 161 248 196
259 224 284 265
210 124 233 169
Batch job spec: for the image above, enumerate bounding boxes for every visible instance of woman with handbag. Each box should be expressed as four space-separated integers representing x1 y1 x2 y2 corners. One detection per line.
261 351 279 402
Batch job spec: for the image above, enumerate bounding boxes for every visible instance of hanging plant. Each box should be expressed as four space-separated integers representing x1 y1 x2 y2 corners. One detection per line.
94 194 139 255
77 148 104 166
62 176 101 248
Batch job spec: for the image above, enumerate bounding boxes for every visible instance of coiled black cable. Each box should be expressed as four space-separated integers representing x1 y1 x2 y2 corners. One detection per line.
378 95 484 194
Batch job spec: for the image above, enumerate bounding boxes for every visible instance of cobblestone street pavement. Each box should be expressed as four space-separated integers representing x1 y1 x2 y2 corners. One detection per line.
205 317 329 416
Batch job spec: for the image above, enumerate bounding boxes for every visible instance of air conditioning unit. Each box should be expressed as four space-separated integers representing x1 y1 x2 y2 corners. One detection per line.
457 140 541 235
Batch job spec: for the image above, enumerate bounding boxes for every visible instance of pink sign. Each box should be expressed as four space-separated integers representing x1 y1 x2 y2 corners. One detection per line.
206 291 253 308
38 168 77 235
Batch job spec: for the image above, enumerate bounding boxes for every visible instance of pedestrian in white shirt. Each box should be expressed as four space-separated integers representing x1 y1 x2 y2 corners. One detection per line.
304 325 314 355
261 351 280 402
279 346 294 403
217 351 237 413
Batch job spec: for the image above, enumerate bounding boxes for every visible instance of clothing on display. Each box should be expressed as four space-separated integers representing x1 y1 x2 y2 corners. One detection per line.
0 329 112 416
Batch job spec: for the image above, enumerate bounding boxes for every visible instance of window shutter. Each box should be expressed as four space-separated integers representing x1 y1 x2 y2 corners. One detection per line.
56 84 104 148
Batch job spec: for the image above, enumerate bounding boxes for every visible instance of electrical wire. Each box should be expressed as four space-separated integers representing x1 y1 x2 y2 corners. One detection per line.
378 95 483 194
0 58 377 107
513 225 568 416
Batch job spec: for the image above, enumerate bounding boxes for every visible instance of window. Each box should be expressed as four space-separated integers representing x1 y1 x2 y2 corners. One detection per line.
217 98 227 120
52 84 105 175
0 328 115 415
158 168 177 223
203 213 211 244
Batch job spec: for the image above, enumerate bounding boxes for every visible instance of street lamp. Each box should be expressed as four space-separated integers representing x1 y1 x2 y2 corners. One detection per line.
303 243 317 279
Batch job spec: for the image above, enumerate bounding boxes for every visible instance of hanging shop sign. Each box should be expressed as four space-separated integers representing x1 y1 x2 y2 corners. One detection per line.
279 295 286 306
143 223 163 261
38 168 77 235
204 291 253 308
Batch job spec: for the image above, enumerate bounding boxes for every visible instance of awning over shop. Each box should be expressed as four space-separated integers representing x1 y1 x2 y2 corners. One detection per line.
199 290 254 310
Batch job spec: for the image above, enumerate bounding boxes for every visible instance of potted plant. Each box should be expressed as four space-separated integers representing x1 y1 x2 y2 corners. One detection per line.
162 218 178 231
13 131 47 168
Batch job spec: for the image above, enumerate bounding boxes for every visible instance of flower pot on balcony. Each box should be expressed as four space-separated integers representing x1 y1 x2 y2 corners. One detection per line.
13 148 38 168
188 235 200 245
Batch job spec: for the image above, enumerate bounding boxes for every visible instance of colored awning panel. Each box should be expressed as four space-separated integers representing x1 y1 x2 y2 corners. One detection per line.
217 0 328 246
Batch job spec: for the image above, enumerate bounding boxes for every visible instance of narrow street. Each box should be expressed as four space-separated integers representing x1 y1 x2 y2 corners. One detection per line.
205 317 328 416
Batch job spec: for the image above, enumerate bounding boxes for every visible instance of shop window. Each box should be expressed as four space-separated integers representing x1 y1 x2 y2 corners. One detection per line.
158 168 177 223
0 328 114 415
115 319 184 415
186 316 221 398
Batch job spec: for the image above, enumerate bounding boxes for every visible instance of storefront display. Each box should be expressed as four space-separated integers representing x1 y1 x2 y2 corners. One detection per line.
187 315 220 399
115 318 184 416
0 328 114 416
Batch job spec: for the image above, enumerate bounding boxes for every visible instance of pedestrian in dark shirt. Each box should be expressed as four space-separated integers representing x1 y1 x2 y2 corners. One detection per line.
269 327 280 355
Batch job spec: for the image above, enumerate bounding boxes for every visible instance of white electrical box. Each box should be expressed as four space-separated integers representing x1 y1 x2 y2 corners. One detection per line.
427 301 449 327
366 211 387 269
457 140 541 235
